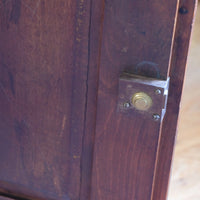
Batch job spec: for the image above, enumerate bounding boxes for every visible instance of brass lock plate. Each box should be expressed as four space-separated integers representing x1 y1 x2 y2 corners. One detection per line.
118 73 170 122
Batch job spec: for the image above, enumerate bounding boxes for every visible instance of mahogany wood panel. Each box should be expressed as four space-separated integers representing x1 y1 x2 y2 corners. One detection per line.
91 0 179 200
79 0 104 199
152 0 198 200
0 196 14 200
0 0 92 199
0 0 196 199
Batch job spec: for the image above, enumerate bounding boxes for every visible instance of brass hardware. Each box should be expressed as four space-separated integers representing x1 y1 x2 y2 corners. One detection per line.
131 92 152 111
118 73 170 122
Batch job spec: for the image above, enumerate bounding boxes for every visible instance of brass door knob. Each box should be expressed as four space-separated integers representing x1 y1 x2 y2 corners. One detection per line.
131 92 152 111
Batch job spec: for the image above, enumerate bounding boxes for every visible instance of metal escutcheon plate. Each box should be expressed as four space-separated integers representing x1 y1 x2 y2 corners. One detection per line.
118 73 170 122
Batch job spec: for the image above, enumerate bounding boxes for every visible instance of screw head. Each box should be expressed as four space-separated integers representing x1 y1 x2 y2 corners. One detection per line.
152 114 160 121
155 89 162 95
179 7 188 14
124 102 131 108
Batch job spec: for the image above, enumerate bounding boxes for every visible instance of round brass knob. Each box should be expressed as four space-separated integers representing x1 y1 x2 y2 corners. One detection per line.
131 92 152 111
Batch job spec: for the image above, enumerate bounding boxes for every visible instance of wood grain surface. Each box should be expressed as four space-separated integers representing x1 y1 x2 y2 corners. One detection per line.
90 0 180 200
152 0 198 200
0 196 14 200
168 3 200 200
79 0 104 199
0 0 196 199
0 0 92 199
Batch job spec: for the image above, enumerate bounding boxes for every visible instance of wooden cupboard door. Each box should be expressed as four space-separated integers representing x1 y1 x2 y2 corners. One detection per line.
90 0 178 199
0 0 197 200
89 0 197 200
0 0 92 199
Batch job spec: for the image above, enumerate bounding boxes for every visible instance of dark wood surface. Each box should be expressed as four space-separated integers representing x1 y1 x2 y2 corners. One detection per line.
90 0 180 200
79 0 104 199
152 0 198 200
0 0 196 199
0 0 92 199
0 196 14 200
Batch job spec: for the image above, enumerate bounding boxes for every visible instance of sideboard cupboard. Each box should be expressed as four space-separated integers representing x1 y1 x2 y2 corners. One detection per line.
0 0 197 199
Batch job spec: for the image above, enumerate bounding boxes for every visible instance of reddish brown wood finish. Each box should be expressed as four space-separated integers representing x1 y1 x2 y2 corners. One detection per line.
152 0 198 199
0 0 92 199
79 0 104 199
0 0 196 199
0 196 14 200
90 1 179 200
